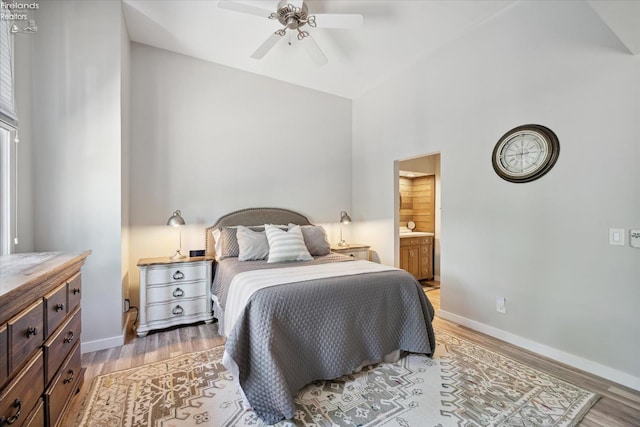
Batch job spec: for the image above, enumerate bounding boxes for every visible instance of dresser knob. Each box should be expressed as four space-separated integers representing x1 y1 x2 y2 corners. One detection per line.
172 288 185 297
0 398 22 425
55 303 65 312
26 327 38 338
172 305 184 316
72 288 81 295
173 270 185 280
64 331 74 344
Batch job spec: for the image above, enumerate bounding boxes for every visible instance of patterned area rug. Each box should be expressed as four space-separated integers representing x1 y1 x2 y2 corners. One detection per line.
76 329 598 426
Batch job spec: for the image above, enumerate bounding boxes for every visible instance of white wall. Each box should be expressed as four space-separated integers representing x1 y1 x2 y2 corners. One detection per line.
128 44 352 307
32 1 125 351
353 0 640 389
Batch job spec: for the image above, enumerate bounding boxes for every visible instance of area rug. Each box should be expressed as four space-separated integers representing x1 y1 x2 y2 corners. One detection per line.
76 328 598 426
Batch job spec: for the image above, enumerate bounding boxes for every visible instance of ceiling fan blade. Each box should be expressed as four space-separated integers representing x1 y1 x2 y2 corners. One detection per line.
251 33 282 59
313 13 364 29
301 34 328 66
218 0 273 18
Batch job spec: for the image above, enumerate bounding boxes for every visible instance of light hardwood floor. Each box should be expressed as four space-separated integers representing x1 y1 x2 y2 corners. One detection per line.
63 286 640 426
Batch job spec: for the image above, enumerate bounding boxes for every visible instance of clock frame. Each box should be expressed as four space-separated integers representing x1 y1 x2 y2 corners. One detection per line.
492 124 560 183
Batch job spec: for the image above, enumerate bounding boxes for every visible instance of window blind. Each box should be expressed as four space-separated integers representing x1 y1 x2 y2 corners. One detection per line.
0 9 18 129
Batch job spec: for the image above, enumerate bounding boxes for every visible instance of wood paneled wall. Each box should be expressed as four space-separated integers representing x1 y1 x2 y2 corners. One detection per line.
398 175 435 233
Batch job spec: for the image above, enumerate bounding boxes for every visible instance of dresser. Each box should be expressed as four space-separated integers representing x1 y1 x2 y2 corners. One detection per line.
137 257 214 337
330 244 370 261
400 235 434 280
0 251 90 427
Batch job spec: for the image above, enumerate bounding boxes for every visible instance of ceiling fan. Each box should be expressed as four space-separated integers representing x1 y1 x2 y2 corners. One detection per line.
218 0 364 66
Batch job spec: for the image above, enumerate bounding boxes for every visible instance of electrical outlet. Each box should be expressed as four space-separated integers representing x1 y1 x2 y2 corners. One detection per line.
123 298 130 313
496 296 506 314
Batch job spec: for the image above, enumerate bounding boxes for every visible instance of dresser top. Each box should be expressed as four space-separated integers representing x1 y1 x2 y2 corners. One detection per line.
0 251 91 323
0 251 91 297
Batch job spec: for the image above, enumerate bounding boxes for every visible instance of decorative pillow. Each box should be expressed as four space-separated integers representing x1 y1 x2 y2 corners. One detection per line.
265 224 313 263
218 227 240 260
236 226 269 261
288 223 331 256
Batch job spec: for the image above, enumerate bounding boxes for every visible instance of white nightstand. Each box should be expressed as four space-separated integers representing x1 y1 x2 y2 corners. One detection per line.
331 244 370 261
136 256 214 337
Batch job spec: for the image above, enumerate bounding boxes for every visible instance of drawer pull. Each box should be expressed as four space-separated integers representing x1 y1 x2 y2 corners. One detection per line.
64 331 74 344
26 327 38 338
63 369 74 385
72 288 81 295
172 305 184 316
172 288 185 297
55 303 65 312
173 270 185 280
0 398 22 425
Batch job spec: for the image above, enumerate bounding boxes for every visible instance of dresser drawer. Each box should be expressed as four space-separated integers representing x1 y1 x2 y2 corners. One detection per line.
0 351 44 427
0 325 7 387
145 263 206 285
8 300 44 374
44 309 81 385
147 281 207 304
67 273 82 313
44 283 68 338
146 297 209 323
46 342 81 427
23 398 44 427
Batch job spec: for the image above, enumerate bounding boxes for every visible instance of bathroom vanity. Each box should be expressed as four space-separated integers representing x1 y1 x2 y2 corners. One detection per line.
400 233 434 280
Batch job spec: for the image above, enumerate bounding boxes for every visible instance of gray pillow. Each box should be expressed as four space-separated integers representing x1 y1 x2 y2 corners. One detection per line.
289 224 331 256
218 227 240 259
236 226 269 261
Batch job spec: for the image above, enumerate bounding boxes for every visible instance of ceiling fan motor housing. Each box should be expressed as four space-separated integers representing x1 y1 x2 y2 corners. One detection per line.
274 0 309 29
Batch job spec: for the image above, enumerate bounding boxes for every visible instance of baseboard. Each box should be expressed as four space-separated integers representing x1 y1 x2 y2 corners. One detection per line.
80 318 128 354
438 309 640 392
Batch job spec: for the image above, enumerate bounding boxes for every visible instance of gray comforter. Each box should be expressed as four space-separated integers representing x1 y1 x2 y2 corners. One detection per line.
213 256 436 424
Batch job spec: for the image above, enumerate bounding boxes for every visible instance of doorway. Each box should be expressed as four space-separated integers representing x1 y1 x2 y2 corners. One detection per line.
394 153 441 287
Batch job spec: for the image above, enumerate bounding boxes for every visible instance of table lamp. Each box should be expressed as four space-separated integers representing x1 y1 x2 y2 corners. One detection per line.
167 210 186 259
338 210 352 247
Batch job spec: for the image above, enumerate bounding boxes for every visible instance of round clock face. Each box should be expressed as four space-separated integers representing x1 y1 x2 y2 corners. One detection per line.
492 124 559 183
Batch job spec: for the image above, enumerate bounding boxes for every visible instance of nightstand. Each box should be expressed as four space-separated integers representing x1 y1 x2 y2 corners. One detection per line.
331 244 370 261
136 256 214 337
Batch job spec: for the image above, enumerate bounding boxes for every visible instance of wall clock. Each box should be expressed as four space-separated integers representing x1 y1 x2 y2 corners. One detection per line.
492 124 560 183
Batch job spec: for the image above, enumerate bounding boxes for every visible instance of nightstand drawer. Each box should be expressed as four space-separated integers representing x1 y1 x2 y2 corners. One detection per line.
147 281 208 304
344 250 368 261
146 298 210 323
145 264 206 285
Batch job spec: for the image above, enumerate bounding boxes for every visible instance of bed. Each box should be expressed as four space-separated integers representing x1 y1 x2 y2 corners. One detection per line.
206 207 436 424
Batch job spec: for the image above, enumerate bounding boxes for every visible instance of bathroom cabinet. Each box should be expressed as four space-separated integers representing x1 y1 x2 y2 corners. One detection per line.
400 236 433 280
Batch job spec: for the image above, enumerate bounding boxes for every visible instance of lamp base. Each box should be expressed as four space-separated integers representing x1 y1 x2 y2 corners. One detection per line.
170 250 186 260
338 240 349 247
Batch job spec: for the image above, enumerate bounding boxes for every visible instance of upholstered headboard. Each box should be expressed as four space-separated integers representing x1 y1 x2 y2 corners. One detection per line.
205 207 313 257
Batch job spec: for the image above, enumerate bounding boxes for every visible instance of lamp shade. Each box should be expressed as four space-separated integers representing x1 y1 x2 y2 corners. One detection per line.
339 211 352 224
167 210 186 227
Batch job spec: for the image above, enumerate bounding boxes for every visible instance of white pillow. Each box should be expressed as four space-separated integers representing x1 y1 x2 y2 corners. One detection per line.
265 224 313 263
212 228 222 259
236 226 269 261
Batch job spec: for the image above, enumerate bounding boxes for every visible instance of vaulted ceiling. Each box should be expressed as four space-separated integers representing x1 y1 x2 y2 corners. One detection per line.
122 0 640 99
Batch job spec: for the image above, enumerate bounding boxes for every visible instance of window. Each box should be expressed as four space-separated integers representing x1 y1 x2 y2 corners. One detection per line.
0 1 17 255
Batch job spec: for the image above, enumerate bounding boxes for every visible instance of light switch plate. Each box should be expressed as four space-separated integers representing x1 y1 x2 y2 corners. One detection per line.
496 296 506 314
630 229 640 248
609 228 625 246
